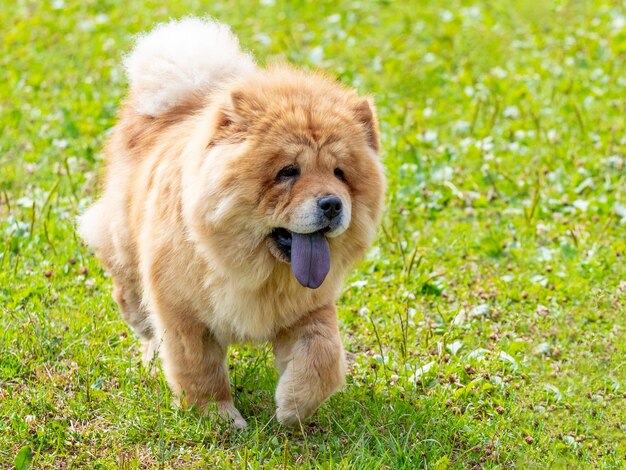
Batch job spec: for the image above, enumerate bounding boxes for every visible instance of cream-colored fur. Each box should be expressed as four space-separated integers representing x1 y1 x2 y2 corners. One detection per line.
123 17 255 117
79 18 385 428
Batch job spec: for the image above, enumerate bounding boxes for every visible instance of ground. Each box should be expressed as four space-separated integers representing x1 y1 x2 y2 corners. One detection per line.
1 0 626 468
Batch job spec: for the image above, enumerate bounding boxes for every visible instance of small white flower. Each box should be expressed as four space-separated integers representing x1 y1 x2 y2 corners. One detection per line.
537 247 555 262
95 13 109 24
462 6 481 18
53 138 69 149
475 137 494 151
491 66 507 78
613 202 626 220
423 52 436 63
309 46 324 65
440 10 454 22
611 14 625 31
431 165 454 182
605 155 624 169
453 120 470 134
418 130 438 144
459 137 474 148
255 33 271 46
507 141 520 153
503 105 520 119
573 199 589 212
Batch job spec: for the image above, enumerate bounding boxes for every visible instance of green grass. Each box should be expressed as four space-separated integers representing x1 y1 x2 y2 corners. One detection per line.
2 0 626 468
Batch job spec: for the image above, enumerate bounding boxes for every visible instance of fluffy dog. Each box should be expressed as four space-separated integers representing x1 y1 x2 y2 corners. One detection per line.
79 18 385 427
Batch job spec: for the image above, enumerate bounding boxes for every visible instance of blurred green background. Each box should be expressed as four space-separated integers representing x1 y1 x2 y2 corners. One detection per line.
1 0 625 468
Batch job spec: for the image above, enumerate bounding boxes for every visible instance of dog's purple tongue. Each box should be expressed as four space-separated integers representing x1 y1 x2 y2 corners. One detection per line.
290 231 330 289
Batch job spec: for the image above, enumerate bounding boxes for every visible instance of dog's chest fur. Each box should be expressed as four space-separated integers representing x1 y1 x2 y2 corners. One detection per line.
136 166 338 343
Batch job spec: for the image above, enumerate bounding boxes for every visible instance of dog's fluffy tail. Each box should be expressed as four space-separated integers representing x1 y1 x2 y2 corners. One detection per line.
124 17 255 117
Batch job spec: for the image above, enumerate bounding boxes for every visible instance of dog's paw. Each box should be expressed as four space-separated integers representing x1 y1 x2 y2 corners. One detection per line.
276 405 308 427
217 400 248 429
274 383 319 427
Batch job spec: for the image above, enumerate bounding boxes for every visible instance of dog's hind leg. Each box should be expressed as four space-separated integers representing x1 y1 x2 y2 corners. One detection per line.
112 279 157 367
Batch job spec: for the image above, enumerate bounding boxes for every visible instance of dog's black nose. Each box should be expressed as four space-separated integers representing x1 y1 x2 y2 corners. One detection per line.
318 196 342 220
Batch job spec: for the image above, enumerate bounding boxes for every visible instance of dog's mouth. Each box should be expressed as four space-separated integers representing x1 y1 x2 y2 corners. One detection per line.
269 227 330 289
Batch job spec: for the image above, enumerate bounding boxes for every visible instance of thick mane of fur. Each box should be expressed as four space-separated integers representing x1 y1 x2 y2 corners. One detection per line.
124 17 255 117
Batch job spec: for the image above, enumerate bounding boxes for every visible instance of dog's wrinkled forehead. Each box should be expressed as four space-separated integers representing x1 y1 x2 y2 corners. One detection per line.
277 133 349 165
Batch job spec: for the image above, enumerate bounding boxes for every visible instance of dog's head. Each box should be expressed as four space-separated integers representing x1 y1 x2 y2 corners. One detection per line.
183 66 385 290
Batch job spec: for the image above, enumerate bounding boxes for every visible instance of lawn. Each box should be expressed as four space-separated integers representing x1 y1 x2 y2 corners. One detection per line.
2 0 626 468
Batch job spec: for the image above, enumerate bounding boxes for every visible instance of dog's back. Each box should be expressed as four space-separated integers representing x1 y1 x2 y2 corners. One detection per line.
78 19 256 342
79 18 254 263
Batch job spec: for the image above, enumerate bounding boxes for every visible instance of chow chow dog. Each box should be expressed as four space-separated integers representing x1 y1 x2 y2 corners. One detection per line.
79 17 385 427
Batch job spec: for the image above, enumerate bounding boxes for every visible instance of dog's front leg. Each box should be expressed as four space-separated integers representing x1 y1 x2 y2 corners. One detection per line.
272 304 346 426
157 314 247 428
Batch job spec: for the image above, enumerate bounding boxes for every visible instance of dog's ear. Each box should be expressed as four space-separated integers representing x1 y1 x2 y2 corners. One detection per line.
353 98 380 153
230 90 264 117
219 91 262 128
212 91 257 143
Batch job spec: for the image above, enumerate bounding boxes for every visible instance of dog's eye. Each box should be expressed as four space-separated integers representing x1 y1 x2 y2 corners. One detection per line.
276 165 300 181
334 168 345 181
